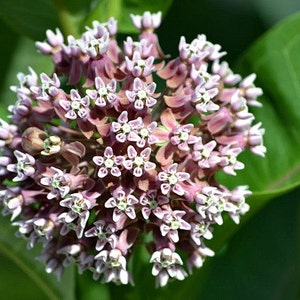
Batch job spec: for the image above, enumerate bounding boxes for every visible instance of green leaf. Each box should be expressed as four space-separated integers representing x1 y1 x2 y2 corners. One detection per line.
218 11 300 198
51 0 95 37
0 216 76 300
0 0 60 40
207 10 300 260
84 0 173 33
253 0 300 26
169 188 300 300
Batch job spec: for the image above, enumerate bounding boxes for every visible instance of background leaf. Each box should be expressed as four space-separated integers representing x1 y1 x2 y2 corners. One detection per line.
84 0 173 33
217 11 300 198
0 36 52 119
0 0 60 40
156 187 300 300
201 10 300 277
0 215 76 300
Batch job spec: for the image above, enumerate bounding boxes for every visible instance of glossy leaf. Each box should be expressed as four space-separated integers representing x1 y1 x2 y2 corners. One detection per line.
149 11 300 300
84 0 173 33
203 11 300 260
160 188 300 300
253 0 300 25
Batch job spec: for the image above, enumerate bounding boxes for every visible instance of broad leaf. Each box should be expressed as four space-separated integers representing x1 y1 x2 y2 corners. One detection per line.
151 11 300 300
253 0 300 25
206 11 300 255
160 188 300 300
0 0 60 40
218 11 300 198
84 0 173 33
0 216 75 300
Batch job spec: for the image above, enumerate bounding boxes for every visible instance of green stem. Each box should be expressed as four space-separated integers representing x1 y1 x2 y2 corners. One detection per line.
51 0 80 37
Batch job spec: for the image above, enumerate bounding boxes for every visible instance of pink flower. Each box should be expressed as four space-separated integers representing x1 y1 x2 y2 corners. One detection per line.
158 209 191 243
123 145 156 177
218 145 244 175
158 163 190 196
40 167 71 200
190 216 214 245
130 11 162 31
82 31 110 58
31 73 60 101
85 220 117 251
7 150 35 182
187 245 215 273
58 192 97 238
195 186 229 225
0 187 23 221
110 111 141 143
125 77 157 110
60 89 90 120
124 37 153 58
0 118 18 147
150 248 187 287
95 249 129 284
93 146 124 178
125 51 154 77
192 138 220 168
86 77 117 108
35 28 64 54
104 188 139 222
139 189 168 219
170 124 198 151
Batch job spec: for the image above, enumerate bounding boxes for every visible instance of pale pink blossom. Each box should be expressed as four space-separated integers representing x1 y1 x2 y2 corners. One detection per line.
150 248 187 287
93 146 124 178
105 188 139 222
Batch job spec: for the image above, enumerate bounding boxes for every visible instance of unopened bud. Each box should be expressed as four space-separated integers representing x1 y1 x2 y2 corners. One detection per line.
21 127 47 154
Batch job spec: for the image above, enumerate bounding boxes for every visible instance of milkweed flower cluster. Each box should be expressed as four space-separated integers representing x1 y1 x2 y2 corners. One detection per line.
0 11 265 287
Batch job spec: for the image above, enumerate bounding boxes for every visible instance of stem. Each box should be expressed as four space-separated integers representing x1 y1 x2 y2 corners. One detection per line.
52 0 80 37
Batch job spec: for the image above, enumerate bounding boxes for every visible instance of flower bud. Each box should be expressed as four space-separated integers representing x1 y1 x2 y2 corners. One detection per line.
21 127 47 154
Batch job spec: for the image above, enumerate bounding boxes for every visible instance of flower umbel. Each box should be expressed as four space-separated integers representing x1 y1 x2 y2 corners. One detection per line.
0 11 265 287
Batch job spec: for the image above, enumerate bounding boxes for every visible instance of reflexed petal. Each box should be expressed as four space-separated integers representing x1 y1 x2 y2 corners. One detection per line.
133 167 143 177
98 167 108 178
111 167 121 177
127 145 137 159
125 207 136 219
93 156 104 166
104 146 114 158
176 172 190 181
172 184 185 196
169 230 179 243
104 197 117 208
161 183 170 195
